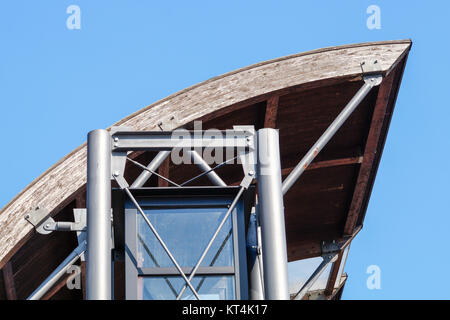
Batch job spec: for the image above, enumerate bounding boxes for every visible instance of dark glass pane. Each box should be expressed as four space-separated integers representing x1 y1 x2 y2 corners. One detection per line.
139 275 235 300
137 207 234 268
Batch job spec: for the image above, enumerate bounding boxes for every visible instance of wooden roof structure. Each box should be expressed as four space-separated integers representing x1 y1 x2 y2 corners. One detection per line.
0 40 411 300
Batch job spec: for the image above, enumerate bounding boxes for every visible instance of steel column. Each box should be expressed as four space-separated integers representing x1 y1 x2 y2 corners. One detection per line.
282 78 379 195
86 129 112 300
247 208 264 300
257 128 289 300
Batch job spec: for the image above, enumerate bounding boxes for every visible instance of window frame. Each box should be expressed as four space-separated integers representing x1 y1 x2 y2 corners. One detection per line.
124 189 248 300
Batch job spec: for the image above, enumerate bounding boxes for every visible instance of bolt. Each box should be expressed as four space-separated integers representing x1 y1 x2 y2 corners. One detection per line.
249 170 254 176
113 136 119 142
45 223 50 229
113 171 120 177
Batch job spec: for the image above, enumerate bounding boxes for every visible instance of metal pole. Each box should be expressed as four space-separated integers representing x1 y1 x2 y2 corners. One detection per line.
257 128 289 300
130 151 171 188
189 150 227 186
27 241 86 300
247 208 264 300
86 129 112 300
282 81 375 195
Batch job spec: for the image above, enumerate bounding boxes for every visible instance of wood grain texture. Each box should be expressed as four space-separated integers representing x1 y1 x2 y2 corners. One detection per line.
264 95 279 128
343 67 397 235
0 40 411 268
2 262 16 300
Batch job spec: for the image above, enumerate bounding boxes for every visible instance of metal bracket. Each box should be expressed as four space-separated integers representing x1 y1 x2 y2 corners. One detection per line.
321 240 340 254
360 59 382 74
74 208 87 261
111 126 132 189
42 220 86 233
321 240 341 262
363 74 383 86
361 60 383 86
25 206 54 235
234 125 256 189
157 115 180 131
25 206 87 235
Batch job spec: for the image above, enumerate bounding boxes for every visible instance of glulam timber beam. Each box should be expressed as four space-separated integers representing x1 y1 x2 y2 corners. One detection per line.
264 96 279 128
2 262 16 300
281 156 363 176
324 250 344 296
343 60 403 235
158 157 170 187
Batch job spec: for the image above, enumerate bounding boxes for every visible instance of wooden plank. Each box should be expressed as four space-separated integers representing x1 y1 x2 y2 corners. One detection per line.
353 54 410 229
343 68 397 235
263 95 279 128
75 187 86 208
2 262 16 300
0 40 411 268
81 261 86 300
281 156 363 176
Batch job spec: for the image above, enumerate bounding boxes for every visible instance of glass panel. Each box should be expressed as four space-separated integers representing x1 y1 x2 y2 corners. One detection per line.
288 257 333 295
137 207 234 268
139 275 235 300
309 262 332 291
288 257 322 295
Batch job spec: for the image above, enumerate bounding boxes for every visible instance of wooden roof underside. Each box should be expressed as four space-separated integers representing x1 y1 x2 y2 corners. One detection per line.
0 40 411 299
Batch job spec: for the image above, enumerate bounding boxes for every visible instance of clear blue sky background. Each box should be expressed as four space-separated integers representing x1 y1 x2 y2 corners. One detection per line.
0 1 448 299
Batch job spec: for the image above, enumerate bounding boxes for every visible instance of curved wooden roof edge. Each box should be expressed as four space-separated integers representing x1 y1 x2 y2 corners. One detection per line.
0 39 412 267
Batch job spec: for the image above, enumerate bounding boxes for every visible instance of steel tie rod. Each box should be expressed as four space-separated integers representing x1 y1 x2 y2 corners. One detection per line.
176 186 245 299
282 76 380 195
126 157 181 188
180 156 237 187
123 187 200 300
28 240 86 300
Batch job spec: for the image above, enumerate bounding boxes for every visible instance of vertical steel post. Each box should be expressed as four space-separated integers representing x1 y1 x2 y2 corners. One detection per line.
247 207 264 300
257 128 289 300
87 129 112 300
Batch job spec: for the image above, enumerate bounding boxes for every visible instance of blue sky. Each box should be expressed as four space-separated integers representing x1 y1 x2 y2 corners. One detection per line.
0 1 449 299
